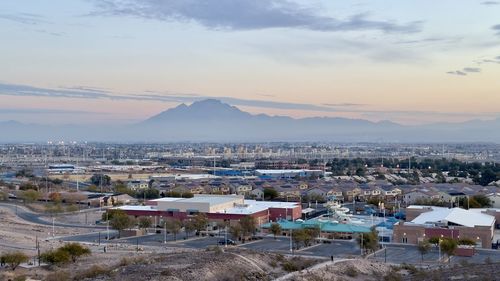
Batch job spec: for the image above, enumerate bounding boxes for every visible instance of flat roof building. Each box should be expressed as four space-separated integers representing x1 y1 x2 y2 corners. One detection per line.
393 206 496 248
115 194 302 224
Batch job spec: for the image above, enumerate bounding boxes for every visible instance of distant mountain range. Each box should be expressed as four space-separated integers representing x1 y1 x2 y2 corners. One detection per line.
1 99 499 143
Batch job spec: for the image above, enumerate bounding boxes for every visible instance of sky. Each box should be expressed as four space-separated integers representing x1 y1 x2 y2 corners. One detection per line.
1 0 500 125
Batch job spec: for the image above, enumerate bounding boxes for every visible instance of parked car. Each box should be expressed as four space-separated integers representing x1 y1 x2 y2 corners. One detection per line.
218 239 236 245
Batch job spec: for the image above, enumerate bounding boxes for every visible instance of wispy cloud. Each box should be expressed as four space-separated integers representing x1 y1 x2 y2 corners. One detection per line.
493 24 500 36
0 108 109 115
0 82 356 113
322 103 364 107
463 67 481 73
446 70 467 76
0 12 48 25
481 1 499 5
394 36 462 45
90 0 422 33
446 66 482 76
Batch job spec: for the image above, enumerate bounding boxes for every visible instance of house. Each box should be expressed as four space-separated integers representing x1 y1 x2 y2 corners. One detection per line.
250 187 264 199
486 193 500 208
127 180 149 190
306 188 328 199
439 191 468 206
326 188 344 200
231 184 253 196
344 187 362 201
403 190 440 205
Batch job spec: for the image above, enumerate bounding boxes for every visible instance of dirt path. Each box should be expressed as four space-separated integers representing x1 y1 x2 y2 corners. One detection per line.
274 258 353 281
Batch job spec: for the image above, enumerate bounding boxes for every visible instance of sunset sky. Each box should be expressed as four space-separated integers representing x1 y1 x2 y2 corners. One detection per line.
1 0 500 125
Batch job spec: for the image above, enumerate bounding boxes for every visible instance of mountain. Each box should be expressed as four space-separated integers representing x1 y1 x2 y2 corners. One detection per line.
144 99 252 123
0 99 499 142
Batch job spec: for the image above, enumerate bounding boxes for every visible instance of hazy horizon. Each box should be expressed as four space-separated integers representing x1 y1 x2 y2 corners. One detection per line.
1 1 500 126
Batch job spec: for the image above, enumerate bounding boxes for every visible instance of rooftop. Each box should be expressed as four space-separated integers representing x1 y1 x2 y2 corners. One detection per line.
410 207 495 227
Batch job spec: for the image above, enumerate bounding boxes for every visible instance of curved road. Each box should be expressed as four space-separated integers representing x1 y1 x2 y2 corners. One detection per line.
0 202 106 229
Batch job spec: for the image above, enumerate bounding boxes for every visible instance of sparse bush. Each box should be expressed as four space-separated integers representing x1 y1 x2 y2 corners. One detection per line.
45 270 71 281
459 259 469 267
400 263 418 274
275 254 285 262
160 268 173 276
383 270 403 281
282 261 299 272
73 265 112 280
65 204 79 212
343 265 359 277
269 260 277 268
13 276 27 281
118 257 130 266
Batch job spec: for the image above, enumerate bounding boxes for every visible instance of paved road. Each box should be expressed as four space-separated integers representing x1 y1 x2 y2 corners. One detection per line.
0 202 105 229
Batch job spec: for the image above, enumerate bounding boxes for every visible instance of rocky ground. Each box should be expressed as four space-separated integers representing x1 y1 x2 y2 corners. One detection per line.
0 206 97 255
1 247 321 281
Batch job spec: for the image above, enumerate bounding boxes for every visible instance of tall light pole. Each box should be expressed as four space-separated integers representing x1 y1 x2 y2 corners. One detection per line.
164 219 167 244
360 233 364 255
106 211 110 240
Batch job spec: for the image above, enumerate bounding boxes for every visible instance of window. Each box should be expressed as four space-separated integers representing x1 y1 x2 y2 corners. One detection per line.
402 237 408 243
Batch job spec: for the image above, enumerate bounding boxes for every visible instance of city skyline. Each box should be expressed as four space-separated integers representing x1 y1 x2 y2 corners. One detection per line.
1 0 500 125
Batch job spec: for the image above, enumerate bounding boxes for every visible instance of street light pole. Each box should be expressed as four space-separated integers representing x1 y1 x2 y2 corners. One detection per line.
164 220 167 244
106 212 110 240
360 233 364 255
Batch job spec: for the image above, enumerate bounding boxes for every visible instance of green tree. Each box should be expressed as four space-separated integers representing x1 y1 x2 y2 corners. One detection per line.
264 188 278 200
0 190 8 201
138 217 152 230
109 210 135 238
439 238 458 262
165 219 182 241
458 238 476 246
357 228 379 254
1 251 29 271
269 223 282 239
90 174 111 186
292 229 310 249
136 188 160 200
102 209 125 221
229 224 242 240
40 249 71 265
59 243 91 263
21 189 40 203
472 194 492 208
192 213 208 234
183 219 196 238
417 240 431 262
428 237 440 247
239 216 257 239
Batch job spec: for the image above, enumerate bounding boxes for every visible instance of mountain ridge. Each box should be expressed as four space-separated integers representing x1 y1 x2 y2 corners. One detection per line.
0 99 499 143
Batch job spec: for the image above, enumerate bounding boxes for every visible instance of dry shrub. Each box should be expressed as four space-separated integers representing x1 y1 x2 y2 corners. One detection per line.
45 270 71 281
73 265 112 280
